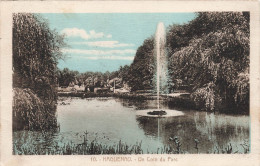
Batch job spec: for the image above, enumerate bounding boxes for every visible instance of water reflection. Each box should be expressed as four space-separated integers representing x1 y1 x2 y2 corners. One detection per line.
136 111 249 153
117 98 249 153
13 97 249 154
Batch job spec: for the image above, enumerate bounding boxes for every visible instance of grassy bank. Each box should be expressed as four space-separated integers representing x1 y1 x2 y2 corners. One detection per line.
13 131 250 155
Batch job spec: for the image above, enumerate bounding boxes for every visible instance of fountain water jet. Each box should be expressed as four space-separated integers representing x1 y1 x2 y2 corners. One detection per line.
155 22 169 111
136 22 184 118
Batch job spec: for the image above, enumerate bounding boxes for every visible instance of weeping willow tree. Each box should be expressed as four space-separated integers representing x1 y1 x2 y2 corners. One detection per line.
13 13 66 130
168 12 249 113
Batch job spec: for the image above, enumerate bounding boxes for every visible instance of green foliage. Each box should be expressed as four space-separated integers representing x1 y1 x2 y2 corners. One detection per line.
168 12 249 113
13 13 65 130
118 65 130 82
166 24 192 54
167 12 249 55
57 68 79 86
57 65 130 89
191 82 222 111
13 88 57 131
13 13 65 100
127 38 155 91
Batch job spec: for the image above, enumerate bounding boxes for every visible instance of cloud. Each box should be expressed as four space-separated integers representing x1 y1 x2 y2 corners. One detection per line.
62 48 136 55
106 34 112 38
61 28 107 40
72 41 134 48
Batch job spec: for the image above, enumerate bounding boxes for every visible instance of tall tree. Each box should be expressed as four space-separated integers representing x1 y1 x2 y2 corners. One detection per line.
168 12 249 113
13 13 66 130
127 38 155 91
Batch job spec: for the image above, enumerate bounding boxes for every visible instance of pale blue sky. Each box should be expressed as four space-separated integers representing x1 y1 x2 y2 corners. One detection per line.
41 13 196 73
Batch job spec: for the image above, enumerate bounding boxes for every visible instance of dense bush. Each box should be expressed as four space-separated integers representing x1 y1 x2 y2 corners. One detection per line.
13 88 57 131
191 82 222 111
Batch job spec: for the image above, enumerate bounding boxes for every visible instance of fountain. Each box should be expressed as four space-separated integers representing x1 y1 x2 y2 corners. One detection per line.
148 22 169 116
134 23 185 147
155 22 169 101
136 22 184 118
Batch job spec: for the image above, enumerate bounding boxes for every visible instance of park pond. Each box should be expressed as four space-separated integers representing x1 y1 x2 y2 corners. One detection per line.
13 97 250 154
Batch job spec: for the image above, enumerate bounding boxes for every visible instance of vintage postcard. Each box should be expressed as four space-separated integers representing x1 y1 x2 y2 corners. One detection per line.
0 1 259 166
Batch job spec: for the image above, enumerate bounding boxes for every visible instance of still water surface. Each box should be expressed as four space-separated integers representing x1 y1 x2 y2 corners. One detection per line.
13 97 250 154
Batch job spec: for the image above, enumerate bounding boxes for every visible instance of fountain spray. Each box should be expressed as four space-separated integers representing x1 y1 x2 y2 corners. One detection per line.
154 22 169 110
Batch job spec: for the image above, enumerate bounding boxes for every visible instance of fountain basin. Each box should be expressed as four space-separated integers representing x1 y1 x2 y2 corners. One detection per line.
136 109 184 117
147 110 167 116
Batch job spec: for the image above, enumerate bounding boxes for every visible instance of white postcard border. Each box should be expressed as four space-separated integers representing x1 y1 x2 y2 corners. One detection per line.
0 1 259 166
